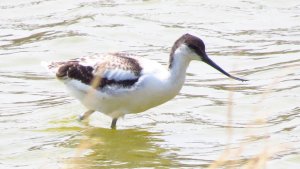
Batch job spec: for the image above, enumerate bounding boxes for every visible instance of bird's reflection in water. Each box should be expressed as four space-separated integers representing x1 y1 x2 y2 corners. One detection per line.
64 127 179 169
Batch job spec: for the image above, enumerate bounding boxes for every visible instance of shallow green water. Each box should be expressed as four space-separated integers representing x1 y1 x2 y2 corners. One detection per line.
1 0 300 168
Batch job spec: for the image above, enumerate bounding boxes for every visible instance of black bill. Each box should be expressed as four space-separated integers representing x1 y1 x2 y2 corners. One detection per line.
202 53 248 82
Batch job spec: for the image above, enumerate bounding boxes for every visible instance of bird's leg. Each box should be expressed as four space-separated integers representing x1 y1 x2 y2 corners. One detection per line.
111 118 118 129
78 110 95 121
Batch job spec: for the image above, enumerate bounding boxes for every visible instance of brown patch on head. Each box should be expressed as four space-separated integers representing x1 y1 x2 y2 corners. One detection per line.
169 33 206 68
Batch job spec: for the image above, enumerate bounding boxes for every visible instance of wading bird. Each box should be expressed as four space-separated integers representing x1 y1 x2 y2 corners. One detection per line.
47 33 247 129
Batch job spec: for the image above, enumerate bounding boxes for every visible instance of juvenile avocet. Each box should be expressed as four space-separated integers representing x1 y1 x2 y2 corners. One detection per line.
47 33 247 129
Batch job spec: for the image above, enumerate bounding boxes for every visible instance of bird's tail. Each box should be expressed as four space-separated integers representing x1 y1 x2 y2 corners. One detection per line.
41 61 65 76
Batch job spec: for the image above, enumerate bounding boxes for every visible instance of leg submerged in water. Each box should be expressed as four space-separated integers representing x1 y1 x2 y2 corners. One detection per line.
111 118 118 129
78 110 95 121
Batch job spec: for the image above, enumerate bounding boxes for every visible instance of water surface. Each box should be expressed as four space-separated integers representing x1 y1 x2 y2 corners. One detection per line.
1 0 300 168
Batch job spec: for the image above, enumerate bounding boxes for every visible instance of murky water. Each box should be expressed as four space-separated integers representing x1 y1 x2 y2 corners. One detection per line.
1 0 300 168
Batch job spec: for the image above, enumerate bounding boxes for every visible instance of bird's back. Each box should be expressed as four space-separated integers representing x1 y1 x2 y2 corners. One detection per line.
46 53 173 117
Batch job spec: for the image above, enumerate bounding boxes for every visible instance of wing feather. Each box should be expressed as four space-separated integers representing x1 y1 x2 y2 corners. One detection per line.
47 53 143 89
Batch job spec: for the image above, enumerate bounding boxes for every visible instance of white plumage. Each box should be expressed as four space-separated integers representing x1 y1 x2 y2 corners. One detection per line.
47 34 247 129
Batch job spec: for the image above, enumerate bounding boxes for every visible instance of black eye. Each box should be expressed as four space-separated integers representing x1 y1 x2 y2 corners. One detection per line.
187 44 198 51
187 43 205 56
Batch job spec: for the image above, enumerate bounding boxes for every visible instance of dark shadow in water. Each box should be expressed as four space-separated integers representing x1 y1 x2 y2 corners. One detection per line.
64 127 180 169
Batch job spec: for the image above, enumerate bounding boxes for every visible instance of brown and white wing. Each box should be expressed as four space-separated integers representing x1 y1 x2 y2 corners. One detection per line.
47 53 143 89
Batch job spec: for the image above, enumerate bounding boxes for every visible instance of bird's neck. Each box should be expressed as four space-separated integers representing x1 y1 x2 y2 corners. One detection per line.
167 53 191 86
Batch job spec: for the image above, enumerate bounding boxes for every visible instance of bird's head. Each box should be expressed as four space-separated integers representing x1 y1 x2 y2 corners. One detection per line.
170 33 247 82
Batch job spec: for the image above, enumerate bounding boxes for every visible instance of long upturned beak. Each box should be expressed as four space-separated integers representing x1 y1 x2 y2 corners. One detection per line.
201 53 247 82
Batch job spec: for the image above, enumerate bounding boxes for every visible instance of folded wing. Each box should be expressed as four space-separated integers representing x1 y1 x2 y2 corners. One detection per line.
48 53 143 89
